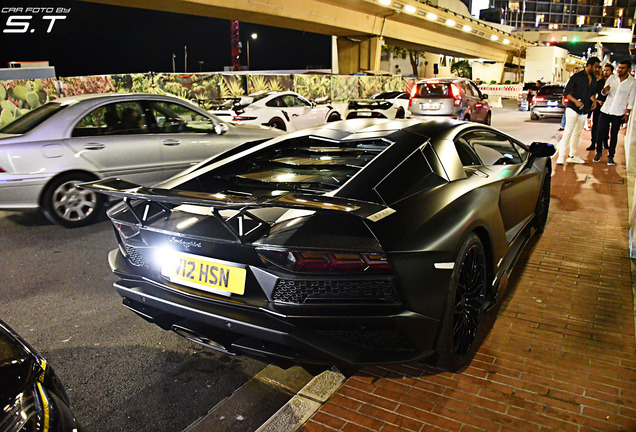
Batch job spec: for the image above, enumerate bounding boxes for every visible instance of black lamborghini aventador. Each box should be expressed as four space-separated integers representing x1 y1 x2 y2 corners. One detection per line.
81 118 555 371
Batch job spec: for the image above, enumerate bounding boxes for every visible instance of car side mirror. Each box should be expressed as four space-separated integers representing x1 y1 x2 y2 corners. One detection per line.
214 122 229 135
482 93 488 100
529 141 556 157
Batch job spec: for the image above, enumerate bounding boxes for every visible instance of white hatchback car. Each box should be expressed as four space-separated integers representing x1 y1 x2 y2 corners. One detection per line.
0 93 282 227
226 91 342 131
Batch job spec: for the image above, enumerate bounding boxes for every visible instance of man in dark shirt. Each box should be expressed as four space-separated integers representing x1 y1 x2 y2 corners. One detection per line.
586 63 613 152
557 56 601 164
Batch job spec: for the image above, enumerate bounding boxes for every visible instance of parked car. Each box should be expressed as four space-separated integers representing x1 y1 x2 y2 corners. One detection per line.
517 82 539 111
530 84 565 120
408 78 491 125
0 93 282 228
81 118 554 371
344 91 410 119
220 91 341 131
0 318 84 431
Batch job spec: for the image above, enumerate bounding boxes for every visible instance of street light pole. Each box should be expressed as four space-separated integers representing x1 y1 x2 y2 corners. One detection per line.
247 33 258 70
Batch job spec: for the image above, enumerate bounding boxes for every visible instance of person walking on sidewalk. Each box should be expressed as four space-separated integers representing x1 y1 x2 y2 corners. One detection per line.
557 57 601 164
586 63 613 153
595 60 636 166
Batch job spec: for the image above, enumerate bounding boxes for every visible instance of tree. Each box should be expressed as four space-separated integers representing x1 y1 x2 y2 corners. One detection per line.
385 45 426 76
451 60 471 78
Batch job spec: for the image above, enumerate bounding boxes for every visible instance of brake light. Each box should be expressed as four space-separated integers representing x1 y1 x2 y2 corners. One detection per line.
450 83 461 106
257 249 392 273
0 167 4 172
563 97 568 104
409 85 418 107
534 97 545 102
232 116 258 121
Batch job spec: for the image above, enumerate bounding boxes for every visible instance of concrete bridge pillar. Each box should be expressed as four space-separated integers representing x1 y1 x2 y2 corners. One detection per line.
336 36 383 75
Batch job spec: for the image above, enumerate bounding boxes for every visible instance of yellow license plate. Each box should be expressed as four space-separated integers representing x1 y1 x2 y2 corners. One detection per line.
161 251 246 296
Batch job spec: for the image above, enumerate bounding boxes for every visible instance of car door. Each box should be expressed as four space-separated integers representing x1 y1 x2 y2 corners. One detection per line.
463 82 488 123
460 129 537 243
282 94 323 130
145 101 239 177
67 101 167 185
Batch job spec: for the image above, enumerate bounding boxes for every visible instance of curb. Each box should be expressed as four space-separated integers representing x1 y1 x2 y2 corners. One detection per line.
255 367 346 432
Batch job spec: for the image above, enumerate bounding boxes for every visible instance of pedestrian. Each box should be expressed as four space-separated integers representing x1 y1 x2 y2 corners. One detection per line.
559 67 580 131
594 59 636 165
557 58 601 164
586 63 613 152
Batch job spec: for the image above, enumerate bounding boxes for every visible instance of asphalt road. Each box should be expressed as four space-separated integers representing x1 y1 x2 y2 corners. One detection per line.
0 101 562 432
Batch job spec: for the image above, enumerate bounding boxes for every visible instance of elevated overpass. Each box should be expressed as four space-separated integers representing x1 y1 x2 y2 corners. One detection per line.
81 0 533 74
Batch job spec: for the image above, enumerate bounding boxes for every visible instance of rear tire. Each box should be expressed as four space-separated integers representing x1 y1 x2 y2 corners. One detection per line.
433 233 487 371
530 112 540 120
42 173 104 228
395 107 405 119
327 112 341 122
268 117 286 131
484 112 491 126
533 166 551 233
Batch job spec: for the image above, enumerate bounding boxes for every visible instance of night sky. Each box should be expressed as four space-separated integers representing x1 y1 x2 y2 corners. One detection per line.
1 1 333 77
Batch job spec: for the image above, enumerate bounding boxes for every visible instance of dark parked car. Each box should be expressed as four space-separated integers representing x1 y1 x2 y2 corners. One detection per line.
530 85 565 120
0 319 83 431
81 118 554 371
408 78 491 125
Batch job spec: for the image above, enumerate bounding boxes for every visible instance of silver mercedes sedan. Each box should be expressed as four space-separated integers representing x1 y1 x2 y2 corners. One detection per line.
0 93 282 227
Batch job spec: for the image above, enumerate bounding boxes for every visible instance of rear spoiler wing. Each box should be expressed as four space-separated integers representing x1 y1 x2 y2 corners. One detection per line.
78 178 396 223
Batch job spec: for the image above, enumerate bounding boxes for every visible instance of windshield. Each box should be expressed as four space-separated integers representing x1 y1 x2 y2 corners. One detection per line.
537 86 563 97
0 102 66 134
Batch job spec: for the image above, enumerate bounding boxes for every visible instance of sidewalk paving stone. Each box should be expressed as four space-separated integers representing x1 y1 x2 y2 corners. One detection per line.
299 127 636 432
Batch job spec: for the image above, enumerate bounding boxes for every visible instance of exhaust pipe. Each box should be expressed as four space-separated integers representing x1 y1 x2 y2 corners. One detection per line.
172 325 235 355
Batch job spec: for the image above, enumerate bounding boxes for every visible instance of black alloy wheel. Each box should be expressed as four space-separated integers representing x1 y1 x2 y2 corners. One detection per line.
533 167 551 233
41 173 104 228
434 233 487 371
396 107 405 119
485 112 491 126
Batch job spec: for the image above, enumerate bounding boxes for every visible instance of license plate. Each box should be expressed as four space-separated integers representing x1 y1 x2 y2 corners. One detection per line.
161 251 246 296
548 101 558 106
421 103 440 110
357 111 372 116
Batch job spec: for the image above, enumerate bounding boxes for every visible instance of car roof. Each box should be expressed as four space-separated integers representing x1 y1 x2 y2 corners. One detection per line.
50 92 189 105
416 77 470 84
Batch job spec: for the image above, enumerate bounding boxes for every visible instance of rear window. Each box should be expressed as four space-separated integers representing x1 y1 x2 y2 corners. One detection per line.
415 83 450 98
0 102 66 134
537 86 563 97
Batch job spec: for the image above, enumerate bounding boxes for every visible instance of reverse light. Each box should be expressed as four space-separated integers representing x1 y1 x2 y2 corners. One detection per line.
258 249 392 273
450 83 462 106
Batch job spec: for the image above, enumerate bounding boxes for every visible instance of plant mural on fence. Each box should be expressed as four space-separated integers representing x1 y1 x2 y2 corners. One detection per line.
59 75 115 96
293 75 332 101
0 79 59 128
330 75 359 102
247 75 291 94
1 72 414 128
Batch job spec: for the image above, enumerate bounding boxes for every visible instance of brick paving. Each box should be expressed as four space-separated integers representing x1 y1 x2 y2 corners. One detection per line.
300 128 636 432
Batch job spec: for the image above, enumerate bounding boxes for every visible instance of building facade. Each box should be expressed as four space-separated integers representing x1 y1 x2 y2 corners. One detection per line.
491 0 636 31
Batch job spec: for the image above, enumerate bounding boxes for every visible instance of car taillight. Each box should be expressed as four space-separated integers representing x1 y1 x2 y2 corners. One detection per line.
563 97 568 104
534 97 545 102
409 85 418 107
232 116 258 121
257 249 392 273
0 167 4 172
451 83 462 106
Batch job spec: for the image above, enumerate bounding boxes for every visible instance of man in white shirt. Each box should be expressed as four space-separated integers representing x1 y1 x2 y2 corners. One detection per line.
595 60 636 165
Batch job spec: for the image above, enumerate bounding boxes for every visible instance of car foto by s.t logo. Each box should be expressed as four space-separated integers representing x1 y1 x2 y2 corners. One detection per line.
2 7 70 34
